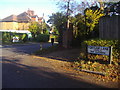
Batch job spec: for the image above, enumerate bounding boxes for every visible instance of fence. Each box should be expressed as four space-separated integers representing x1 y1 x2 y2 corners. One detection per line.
99 16 120 40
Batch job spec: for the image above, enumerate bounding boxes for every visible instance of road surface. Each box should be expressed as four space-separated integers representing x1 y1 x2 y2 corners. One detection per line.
1 43 110 88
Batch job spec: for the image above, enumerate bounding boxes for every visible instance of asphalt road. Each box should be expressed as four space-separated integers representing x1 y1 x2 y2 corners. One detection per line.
1 43 107 88
2 42 53 54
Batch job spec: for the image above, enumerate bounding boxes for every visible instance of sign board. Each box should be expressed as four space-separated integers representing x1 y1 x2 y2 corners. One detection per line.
88 46 110 56
13 36 19 42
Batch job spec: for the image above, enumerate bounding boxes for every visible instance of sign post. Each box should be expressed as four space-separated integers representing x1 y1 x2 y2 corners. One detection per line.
87 46 112 64
86 44 88 60
40 44 43 51
109 46 112 64
12 36 19 42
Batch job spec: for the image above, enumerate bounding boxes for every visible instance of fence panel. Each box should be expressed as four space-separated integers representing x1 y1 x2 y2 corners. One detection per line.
99 16 119 40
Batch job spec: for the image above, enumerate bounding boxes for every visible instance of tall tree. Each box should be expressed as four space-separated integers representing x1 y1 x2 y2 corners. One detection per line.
28 22 41 38
56 0 78 15
47 12 67 28
56 0 77 31
104 1 120 16
71 8 104 44
85 9 104 33
41 22 50 34
95 1 120 16
47 12 67 45
55 0 79 47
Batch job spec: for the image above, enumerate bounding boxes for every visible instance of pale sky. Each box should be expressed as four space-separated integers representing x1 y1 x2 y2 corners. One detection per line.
0 0 59 22
0 0 93 22
1 0 117 23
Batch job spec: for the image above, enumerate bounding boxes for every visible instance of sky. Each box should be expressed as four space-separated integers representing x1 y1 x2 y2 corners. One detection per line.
0 0 59 22
0 0 93 22
1 0 119 23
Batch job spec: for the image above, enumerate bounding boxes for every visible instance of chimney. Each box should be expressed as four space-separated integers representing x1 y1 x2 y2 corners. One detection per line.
27 9 34 16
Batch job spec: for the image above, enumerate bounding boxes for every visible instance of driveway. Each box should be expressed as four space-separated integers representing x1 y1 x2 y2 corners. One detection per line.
1 43 118 88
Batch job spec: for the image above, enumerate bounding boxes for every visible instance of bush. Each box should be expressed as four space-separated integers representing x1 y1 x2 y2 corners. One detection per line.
2 32 28 43
74 39 120 81
50 34 58 42
2 32 12 43
0 33 2 45
82 39 120 59
35 34 50 42
21 34 28 42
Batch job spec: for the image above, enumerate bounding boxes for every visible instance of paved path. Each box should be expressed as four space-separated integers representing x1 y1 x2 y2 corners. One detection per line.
1 43 115 88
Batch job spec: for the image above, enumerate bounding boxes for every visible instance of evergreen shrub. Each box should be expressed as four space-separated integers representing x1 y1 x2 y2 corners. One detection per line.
35 34 50 42
2 32 28 43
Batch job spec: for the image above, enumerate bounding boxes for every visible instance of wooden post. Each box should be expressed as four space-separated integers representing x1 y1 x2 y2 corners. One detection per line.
86 45 88 60
40 44 42 50
109 46 112 64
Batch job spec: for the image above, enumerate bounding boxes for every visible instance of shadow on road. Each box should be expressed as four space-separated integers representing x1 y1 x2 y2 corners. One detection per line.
2 58 107 88
2 43 79 63
36 48 80 63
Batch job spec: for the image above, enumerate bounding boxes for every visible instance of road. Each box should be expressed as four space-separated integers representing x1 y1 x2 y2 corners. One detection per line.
2 42 53 54
1 43 109 88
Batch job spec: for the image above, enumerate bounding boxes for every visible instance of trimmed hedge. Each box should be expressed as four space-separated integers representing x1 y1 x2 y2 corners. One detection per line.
35 34 50 42
2 32 28 43
82 39 120 59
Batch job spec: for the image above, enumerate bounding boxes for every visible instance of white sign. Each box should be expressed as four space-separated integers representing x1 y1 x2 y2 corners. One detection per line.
88 46 110 56
13 37 19 42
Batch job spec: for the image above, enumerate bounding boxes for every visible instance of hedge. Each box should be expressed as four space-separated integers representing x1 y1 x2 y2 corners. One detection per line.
82 39 120 59
2 32 28 43
35 34 50 42
73 39 120 81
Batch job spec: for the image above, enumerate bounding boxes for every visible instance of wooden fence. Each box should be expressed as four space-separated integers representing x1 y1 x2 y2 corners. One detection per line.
99 16 120 40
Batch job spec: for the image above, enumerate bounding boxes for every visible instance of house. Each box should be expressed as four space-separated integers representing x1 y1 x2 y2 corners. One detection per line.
0 9 43 30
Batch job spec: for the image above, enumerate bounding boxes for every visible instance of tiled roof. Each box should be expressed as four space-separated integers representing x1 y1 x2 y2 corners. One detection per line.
38 17 43 20
1 10 43 23
31 15 38 18
2 15 17 22
17 12 31 22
